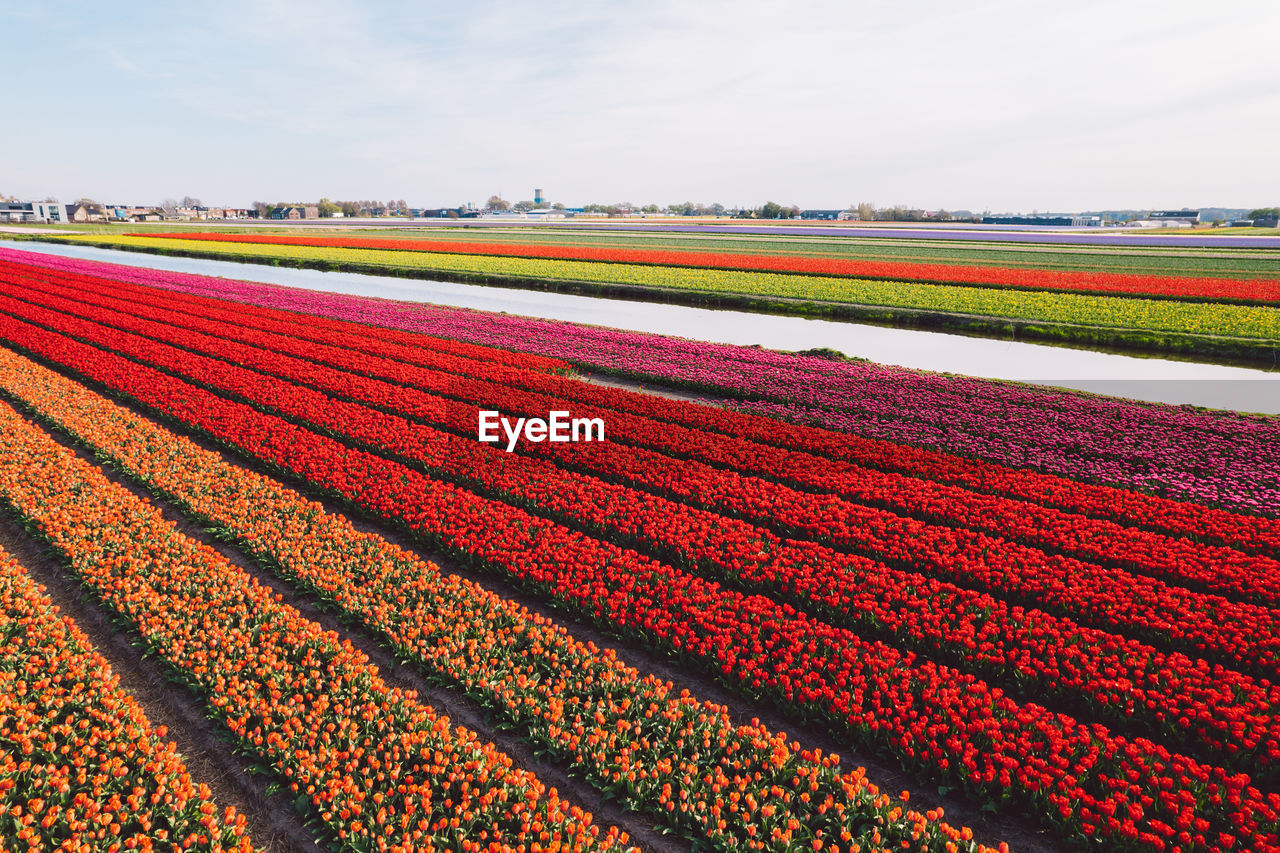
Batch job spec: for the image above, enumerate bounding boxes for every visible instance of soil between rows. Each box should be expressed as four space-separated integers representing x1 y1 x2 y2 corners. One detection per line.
9 406 685 853
0 510 325 853
3 349 1060 853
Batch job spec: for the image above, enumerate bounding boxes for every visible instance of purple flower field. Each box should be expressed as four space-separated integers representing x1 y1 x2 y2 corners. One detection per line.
8 246 1277 515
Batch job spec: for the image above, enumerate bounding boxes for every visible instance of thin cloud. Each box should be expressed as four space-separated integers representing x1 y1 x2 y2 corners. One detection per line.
2 0 1277 209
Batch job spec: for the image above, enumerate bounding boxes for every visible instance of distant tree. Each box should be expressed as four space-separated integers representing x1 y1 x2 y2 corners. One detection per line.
1247 207 1280 219
159 198 179 216
180 195 202 207
252 201 271 217
41 196 60 203
486 195 510 211
317 198 340 218
710 203 725 216
513 200 535 211
855 202 875 221
551 202 566 210
760 201 784 219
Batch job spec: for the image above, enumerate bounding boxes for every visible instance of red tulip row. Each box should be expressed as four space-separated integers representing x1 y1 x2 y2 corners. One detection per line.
0 399 631 853
14 281 1280 773
0 257 573 378
5 288 1279 689
0 344 1003 853
10 264 1276 598
131 231 1280 303
3 271 1275 620
1 306 1276 851
5 257 1272 561
11 285 1275 774
6 289 1280 775
0 547 257 852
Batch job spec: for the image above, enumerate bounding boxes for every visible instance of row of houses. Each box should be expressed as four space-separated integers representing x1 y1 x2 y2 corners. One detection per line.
0 201 257 224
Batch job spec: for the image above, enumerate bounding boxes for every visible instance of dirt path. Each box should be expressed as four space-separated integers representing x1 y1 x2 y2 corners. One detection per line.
0 513 326 853
572 369 727 405
13 402 686 853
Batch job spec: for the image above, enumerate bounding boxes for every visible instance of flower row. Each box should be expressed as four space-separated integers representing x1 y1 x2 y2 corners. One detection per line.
9 247 1275 532
133 230 1280 303
5 267 1274 617
0 546 256 852
0 344 1000 853
6 285 1278 689
0 398 629 853
5 299 1275 776
2 303 1276 851
60 234 1280 343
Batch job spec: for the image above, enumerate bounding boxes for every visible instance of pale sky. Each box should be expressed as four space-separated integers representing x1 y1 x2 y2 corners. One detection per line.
4 1 1278 211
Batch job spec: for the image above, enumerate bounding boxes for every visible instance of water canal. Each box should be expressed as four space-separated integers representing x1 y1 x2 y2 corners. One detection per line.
4 239 1276 414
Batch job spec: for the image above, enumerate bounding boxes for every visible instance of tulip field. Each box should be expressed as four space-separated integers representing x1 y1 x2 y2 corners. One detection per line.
0 246 1279 852
39 231 1280 364
132 231 1280 304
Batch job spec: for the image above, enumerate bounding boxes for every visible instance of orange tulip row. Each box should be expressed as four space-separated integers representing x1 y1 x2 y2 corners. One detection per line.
0 397 631 853
0 547 255 852
0 344 1003 853
3 292 1275 850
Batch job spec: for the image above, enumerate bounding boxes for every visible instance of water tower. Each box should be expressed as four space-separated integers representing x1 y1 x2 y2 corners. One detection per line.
534 188 544 206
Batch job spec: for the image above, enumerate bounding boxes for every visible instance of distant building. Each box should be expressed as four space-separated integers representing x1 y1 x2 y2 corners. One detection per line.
0 202 37 222
1127 217 1193 228
66 203 106 223
981 216 1073 226
534 188 544 205
269 205 320 220
105 205 163 222
800 209 843 220
1255 215 1279 228
1148 209 1201 224
1071 215 1104 227
0 201 68 223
